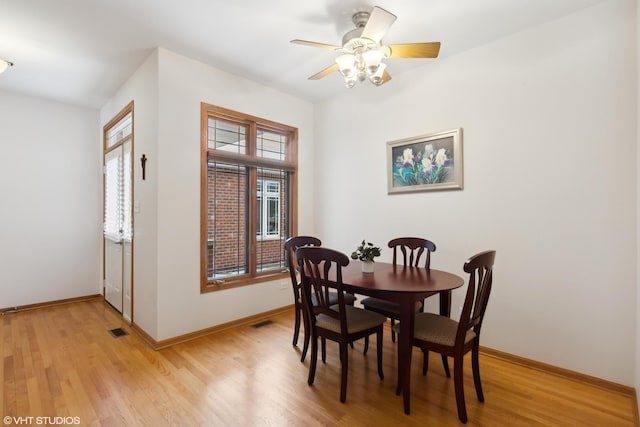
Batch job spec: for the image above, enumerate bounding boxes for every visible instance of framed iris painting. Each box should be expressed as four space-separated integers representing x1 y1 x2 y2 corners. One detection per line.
387 128 463 194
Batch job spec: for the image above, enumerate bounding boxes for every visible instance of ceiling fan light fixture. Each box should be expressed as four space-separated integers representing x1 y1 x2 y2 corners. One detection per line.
0 58 14 74
336 54 357 78
345 75 358 89
369 63 387 85
362 49 383 75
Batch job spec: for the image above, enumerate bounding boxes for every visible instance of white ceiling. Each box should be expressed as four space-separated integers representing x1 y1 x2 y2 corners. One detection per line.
0 0 607 109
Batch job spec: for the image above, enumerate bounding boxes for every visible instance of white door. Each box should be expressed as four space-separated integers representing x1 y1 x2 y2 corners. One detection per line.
104 139 132 318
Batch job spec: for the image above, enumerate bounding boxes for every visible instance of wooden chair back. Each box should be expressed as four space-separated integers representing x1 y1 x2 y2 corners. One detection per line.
284 236 321 301
295 246 350 334
457 250 496 346
388 237 436 268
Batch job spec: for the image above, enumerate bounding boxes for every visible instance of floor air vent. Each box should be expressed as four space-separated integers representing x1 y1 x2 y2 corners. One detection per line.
109 327 129 337
251 320 274 329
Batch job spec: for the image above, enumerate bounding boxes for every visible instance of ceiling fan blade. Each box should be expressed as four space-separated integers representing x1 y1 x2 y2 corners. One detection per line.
361 6 397 44
387 42 441 58
376 69 392 86
309 64 339 80
290 39 341 50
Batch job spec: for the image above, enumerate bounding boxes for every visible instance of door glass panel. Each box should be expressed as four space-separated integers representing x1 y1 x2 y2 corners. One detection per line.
122 140 132 241
104 143 131 242
104 148 122 241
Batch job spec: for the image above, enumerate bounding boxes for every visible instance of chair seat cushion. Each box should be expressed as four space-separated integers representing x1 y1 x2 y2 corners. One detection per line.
392 312 476 346
360 297 421 315
317 306 386 334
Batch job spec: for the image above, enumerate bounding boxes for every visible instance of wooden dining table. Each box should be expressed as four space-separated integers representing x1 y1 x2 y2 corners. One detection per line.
340 261 464 414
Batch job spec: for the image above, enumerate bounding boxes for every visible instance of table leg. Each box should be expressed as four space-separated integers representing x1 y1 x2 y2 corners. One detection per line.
439 289 452 317
438 289 453 378
398 299 416 414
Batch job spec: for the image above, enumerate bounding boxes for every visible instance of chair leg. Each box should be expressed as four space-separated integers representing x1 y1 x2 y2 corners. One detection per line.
308 335 318 386
340 343 348 403
376 329 384 380
453 356 468 424
472 343 484 402
442 354 451 378
300 307 311 362
300 327 310 362
391 319 396 343
422 349 429 376
293 305 301 347
321 337 327 363
395 340 402 395
363 335 369 355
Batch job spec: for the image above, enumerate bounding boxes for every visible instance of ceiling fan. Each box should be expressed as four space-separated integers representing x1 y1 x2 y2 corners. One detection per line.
291 6 440 88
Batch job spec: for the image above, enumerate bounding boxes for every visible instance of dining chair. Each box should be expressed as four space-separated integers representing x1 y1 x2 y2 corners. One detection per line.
296 246 386 403
284 236 355 362
361 237 437 343
393 250 496 424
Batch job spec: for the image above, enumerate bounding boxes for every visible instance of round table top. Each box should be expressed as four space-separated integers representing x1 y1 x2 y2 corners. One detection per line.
340 261 464 295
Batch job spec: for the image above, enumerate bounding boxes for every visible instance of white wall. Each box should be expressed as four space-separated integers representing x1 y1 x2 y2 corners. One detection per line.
100 48 315 341
635 0 640 410
315 1 636 385
100 50 160 337
153 49 315 340
0 91 101 307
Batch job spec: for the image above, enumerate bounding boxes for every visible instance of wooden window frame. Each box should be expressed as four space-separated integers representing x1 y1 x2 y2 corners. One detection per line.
200 103 298 293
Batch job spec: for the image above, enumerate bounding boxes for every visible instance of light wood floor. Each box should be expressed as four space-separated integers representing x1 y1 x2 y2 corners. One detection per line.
1 298 637 426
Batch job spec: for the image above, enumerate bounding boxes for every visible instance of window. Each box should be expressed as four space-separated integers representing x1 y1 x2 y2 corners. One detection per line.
257 178 281 240
201 103 298 291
